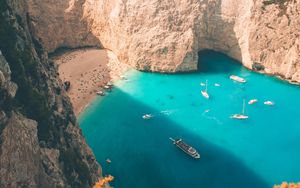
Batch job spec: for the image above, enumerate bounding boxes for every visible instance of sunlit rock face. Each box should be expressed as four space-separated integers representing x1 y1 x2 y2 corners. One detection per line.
27 0 300 82
27 0 101 52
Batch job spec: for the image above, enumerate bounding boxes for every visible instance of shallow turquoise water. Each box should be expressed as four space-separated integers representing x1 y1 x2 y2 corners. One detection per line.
79 51 300 188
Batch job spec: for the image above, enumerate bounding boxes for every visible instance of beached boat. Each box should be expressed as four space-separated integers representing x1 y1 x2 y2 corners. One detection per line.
264 101 274 106
230 75 246 83
107 82 113 87
169 138 200 159
248 99 258 104
104 85 111 89
96 91 105 96
201 80 210 99
142 114 153 119
231 100 249 120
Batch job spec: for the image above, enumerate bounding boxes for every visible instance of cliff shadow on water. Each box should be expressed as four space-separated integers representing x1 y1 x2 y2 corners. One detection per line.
197 0 243 72
80 88 269 188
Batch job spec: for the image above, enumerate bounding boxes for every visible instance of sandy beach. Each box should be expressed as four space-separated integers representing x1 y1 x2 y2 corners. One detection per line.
52 48 130 115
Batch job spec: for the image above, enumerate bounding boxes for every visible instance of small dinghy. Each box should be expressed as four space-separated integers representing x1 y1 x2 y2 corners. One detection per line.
231 100 249 120
200 82 205 86
264 101 274 106
96 91 105 96
201 80 210 99
142 114 153 119
230 75 246 83
169 138 200 159
107 82 113 87
104 85 111 89
214 83 221 87
248 99 258 104
106 159 111 163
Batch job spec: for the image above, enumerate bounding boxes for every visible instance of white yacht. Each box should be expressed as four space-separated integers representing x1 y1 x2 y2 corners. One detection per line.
248 99 258 104
264 101 274 106
230 75 246 83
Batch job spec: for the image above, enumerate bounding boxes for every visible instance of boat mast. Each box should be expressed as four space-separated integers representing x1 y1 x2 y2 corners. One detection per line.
242 99 246 115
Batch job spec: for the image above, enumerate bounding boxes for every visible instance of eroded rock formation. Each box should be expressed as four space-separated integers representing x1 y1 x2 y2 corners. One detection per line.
27 0 300 83
0 0 102 187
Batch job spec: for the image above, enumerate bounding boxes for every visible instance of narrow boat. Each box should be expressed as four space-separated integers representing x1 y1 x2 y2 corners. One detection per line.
107 82 113 87
201 80 210 99
231 99 249 120
169 138 200 159
248 99 258 104
142 114 153 119
264 101 274 106
96 91 105 96
230 75 246 83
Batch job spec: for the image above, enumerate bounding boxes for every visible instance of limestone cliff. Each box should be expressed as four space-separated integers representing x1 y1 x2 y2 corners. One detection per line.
27 0 300 83
0 0 102 187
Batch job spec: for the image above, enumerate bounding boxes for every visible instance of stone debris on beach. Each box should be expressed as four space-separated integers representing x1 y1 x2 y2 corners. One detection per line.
52 49 130 115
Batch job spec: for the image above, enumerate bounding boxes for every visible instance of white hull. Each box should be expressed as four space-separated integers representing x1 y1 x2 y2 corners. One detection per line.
248 99 258 104
230 75 246 83
201 90 209 99
264 101 274 106
230 114 249 119
142 114 153 119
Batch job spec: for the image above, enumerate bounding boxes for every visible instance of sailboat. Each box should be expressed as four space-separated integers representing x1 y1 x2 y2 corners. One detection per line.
201 80 209 99
230 100 249 120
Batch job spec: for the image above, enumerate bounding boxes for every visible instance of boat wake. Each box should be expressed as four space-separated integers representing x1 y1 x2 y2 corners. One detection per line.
159 109 178 116
202 109 223 125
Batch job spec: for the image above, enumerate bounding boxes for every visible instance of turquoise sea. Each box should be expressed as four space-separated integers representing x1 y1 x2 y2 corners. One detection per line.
79 51 300 188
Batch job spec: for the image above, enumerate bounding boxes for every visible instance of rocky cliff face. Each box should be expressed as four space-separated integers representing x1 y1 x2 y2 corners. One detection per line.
27 0 101 52
27 0 300 83
0 0 102 187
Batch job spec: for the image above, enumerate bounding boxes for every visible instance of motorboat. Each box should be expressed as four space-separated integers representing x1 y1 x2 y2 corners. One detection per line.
230 75 246 83
264 101 274 106
96 91 105 96
169 138 200 159
248 99 258 104
142 114 153 119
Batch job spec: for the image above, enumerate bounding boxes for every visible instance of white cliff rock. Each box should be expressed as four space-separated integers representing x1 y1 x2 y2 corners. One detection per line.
27 0 300 83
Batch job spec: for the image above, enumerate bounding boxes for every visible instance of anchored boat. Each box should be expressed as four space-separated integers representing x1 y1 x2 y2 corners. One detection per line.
169 138 200 159
201 80 210 99
142 114 153 119
230 75 246 83
230 99 249 120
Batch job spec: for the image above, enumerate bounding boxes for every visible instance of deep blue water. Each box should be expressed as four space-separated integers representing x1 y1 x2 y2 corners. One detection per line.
79 51 300 188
